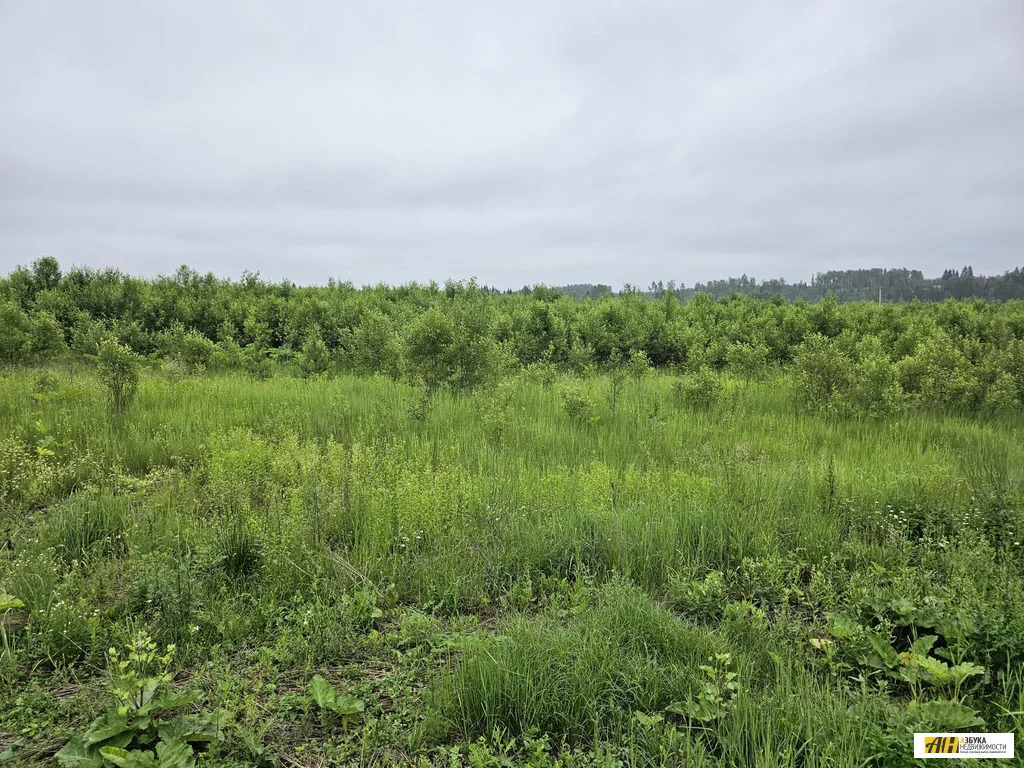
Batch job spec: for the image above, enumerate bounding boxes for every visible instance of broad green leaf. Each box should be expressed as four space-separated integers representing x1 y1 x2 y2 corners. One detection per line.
866 633 900 669
0 593 24 612
155 736 196 768
330 693 365 716
158 713 220 743
890 597 915 618
949 662 985 684
82 712 132 746
915 655 952 685
96 748 130 768
665 699 716 722
98 747 158 768
908 699 985 730
912 603 943 628
825 612 860 639
633 711 663 728
132 730 155 747
129 715 153 734
146 689 201 715
687 702 719 722
897 662 928 686
308 675 336 709
55 736 104 768
665 701 691 716
139 678 161 708
0 739 24 762
909 635 938 658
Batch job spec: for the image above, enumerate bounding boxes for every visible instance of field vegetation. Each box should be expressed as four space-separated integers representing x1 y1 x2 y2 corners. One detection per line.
1 259 1023 766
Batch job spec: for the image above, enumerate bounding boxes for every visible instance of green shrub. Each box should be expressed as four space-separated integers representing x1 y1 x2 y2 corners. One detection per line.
174 328 216 373
793 334 851 413
983 371 1019 415
404 308 458 392
847 337 905 417
0 300 32 362
523 361 558 388
668 569 727 620
349 309 401 378
726 342 769 382
29 311 68 361
896 334 980 411
404 302 497 391
299 327 332 378
625 348 653 382
95 337 141 412
673 367 723 410
560 384 598 427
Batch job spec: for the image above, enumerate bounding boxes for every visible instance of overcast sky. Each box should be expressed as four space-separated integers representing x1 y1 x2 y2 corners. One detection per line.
1 1 1022 289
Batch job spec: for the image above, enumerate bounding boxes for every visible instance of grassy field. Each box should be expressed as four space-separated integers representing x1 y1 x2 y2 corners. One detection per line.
1 365 1023 766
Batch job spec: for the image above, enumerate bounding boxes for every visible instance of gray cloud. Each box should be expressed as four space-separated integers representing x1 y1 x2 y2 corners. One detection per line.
1 0 1022 288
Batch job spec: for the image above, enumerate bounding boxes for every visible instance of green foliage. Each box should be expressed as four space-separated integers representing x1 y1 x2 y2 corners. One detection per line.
906 699 985 730
0 592 25 673
0 593 24 612
1 325 1024 765
668 570 727 620
983 371 1019 415
1 258 1022 424
823 603 988 704
846 336 905 417
624 348 653 382
604 349 629 415
71 315 108 359
404 298 497 391
665 653 740 723
167 327 216 373
793 334 851 414
404 308 458 392
673 367 723 410
50 492 130 566
55 632 219 768
901 333 981 410
29 310 68 361
0 300 32 362
307 675 365 729
348 309 401 377
523 360 558 388
95 337 141 412
217 519 263 580
33 370 60 394
481 379 518 444
407 380 432 422
443 580 719 742
725 341 769 382
298 326 331 378
560 383 598 427
243 345 271 380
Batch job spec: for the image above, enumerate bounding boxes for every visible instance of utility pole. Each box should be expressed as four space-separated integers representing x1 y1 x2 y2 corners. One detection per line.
878 286 882 305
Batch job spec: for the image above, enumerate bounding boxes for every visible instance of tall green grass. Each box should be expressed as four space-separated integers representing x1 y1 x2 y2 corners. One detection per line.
0 365 1022 764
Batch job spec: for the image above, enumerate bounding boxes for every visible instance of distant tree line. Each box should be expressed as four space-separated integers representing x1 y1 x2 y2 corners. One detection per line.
559 266 1024 302
2 257 1024 415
